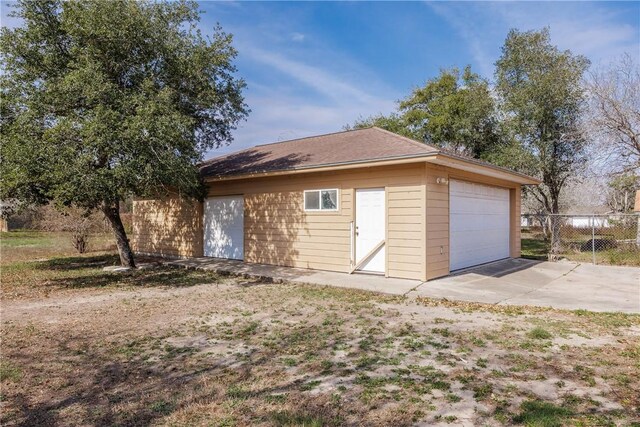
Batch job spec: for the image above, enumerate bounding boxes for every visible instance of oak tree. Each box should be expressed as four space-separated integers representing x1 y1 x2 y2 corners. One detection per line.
1 0 248 267
494 28 589 251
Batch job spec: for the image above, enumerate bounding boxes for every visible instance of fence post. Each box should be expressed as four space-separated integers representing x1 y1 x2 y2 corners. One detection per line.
591 215 596 265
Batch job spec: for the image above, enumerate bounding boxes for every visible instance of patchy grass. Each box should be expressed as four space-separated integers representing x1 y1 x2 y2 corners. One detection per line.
512 400 575 426
0 361 22 382
528 326 553 340
520 230 640 266
1 242 639 426
521 236 549 261
1 230 116 264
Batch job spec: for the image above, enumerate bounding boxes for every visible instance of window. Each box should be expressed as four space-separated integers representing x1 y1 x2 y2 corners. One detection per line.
304 189 339 211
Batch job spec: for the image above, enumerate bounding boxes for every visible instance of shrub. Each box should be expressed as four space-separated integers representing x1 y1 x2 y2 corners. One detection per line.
35 205 105 253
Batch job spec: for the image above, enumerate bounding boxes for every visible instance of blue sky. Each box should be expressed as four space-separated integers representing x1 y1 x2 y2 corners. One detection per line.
2 1 639 158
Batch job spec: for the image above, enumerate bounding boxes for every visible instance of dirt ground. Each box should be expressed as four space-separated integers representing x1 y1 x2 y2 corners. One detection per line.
1 233 639 426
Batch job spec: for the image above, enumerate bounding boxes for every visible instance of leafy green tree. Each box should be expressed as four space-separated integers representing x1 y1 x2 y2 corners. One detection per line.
399 66 501 158
1 0 248 267
494 28 589 252
349 66 502 159
495 28 589 217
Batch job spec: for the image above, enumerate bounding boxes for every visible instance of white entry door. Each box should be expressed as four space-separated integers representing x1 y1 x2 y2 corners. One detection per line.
355 188 385 273
449 180 510 270
203 196 244 260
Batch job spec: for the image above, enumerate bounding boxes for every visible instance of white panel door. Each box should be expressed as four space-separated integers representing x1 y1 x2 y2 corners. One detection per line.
355 188 385 273
203 196 244 260
449 180 510 271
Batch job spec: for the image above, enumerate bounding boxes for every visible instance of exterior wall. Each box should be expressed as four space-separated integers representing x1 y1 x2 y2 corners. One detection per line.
132 195 203 258
425 163 522 280
207 163 426 280
131 161 524 282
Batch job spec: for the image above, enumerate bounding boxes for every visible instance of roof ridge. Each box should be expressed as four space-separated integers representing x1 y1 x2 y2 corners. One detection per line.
371 127 440 152
253 127 374 149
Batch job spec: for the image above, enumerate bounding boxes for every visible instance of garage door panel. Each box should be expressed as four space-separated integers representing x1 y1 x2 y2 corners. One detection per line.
204 196 244 260
450 180 510 271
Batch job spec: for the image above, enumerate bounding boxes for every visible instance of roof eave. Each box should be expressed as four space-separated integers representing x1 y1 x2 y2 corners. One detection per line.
201 151 541 186
202 153 438 182
429 153 541 185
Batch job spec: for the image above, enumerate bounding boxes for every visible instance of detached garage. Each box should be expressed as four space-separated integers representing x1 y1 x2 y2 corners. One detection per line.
133 127 539 281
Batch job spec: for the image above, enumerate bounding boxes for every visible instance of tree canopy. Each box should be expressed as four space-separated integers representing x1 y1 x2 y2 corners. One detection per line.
0 0 248 266
350 28 592 222
495 28 590 215
350 66 502 159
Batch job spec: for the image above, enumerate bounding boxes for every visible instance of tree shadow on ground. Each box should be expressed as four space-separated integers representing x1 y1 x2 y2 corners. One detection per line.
3 326 351 427
46 268 222 291
35 254 121 271
29 254 224 291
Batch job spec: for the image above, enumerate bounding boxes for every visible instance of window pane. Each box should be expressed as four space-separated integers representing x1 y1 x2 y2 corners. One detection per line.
321 190 337 210
305 191 320 210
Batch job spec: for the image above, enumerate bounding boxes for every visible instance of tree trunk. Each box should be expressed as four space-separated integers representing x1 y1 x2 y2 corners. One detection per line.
102 200 136 268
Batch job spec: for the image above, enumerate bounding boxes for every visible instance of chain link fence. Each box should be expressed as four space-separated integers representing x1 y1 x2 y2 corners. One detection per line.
521 214 640 266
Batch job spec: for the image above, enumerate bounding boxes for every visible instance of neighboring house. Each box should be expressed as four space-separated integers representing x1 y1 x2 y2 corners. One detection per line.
563 205 614 228
132 128 539 281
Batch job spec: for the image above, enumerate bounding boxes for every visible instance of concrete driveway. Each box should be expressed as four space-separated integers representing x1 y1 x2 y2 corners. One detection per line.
409 258 640 313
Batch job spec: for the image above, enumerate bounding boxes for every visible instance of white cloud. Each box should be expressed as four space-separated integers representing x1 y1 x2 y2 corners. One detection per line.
210 45 397 156
427 2 640 78
241 44 393 108
290 32 305 42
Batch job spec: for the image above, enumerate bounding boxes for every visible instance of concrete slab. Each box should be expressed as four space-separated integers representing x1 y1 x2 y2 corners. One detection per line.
164 257 421 296
411 259 640 313
163 257 639 313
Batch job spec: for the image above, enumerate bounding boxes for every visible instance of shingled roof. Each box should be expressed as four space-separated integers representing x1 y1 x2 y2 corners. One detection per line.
200 127 439 179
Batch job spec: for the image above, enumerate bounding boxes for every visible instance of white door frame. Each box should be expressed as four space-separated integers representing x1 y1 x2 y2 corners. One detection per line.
354 188 386 274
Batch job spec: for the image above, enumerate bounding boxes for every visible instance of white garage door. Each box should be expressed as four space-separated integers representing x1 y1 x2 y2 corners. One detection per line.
449 180 510 271
203 196 244 260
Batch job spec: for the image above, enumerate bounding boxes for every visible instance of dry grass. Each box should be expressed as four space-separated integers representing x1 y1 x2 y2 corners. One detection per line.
1 232 639 426
1 230 116 265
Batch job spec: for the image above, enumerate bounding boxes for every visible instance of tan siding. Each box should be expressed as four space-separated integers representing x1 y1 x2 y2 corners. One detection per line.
387 182 425 279
208 163 426 279
132 159 524 282
425 163 523 280
425 164 450 280
132 195 203 258
510 187 522 258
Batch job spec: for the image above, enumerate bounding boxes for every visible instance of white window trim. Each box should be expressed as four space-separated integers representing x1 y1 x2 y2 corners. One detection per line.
304 189 340 212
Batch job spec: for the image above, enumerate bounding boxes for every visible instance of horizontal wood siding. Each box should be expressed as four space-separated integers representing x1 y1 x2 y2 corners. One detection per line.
132 196 203 258
208 163 426 279
425 163 522 280
425 164 450 280
387 184 425 279
132 159 524 282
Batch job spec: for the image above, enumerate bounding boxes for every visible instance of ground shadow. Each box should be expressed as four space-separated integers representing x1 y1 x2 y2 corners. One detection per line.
36 254 121 271
42 267 222 291
448 258 542 279
3 325 353 427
